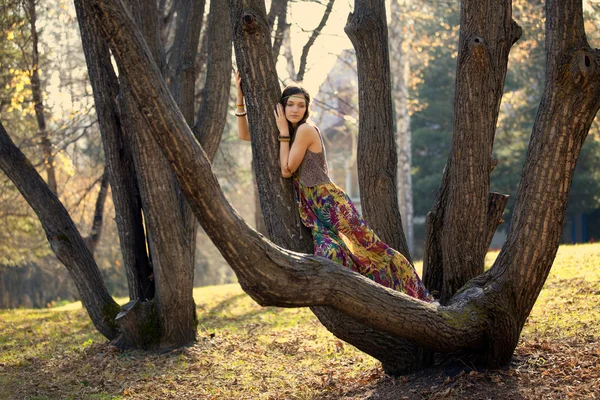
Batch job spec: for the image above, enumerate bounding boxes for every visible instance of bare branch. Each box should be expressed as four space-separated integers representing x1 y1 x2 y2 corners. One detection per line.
296 0 335 82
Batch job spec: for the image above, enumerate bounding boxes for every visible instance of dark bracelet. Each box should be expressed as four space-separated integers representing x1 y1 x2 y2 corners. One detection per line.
278 135 291 142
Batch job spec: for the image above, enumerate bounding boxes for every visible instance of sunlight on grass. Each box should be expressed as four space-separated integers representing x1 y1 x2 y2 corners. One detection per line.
1 243 598 399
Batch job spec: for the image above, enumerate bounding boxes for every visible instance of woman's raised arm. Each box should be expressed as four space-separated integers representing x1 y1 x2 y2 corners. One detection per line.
236 72 250 142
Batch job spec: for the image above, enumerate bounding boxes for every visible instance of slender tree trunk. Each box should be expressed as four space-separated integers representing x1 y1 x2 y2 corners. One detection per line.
192 0 232 162
167 0 205 125
296 0 335 82
423 0 521 303
75 0 154 301
0 121 119 339
27 0 56 195
269 0 289 65
389 0 414 254
84 170 109 255
345 0 411 261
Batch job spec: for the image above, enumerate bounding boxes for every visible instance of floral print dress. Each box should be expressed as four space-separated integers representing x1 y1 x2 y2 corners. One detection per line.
293 127 433 302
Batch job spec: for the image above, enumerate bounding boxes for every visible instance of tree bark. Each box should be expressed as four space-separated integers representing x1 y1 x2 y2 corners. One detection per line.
493 0 600 325
345 0 411 260
230 0 312 251
86 0 491 356
75 0 154 301
0 121 120 339
85 0 600 370
192 0 232 162
167 0 205 125
424 0 521 303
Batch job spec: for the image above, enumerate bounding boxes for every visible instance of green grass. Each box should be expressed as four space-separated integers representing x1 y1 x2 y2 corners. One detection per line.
0 243 599 399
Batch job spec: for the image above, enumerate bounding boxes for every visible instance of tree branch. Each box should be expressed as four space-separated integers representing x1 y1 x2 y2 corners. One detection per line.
296 0 335 82
0 120 119 339
84 169 109 255
269 0 289 64
191 0 232 162
167 0 205 125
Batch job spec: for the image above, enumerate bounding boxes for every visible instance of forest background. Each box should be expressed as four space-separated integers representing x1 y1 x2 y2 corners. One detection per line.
1 0 599 309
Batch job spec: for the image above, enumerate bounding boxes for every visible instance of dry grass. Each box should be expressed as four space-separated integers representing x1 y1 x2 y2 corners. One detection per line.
1 243 599 399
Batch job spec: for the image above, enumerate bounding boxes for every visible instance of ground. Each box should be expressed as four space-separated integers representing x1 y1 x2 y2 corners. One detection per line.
0 243 599 399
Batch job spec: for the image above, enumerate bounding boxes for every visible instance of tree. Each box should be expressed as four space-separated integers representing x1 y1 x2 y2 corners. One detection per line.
0 0 114 308
2 0 599 375
1 0 232 347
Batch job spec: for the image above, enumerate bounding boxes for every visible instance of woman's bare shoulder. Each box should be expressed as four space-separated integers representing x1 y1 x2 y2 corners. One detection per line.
296 123 319 136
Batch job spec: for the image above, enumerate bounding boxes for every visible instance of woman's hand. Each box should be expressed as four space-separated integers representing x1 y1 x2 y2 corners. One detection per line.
274 103 289 135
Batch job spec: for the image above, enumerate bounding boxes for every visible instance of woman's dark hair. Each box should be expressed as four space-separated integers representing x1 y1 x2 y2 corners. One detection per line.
280 84 311 137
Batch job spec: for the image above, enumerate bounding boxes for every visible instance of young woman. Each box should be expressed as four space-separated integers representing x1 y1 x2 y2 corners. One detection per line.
236 73 433 302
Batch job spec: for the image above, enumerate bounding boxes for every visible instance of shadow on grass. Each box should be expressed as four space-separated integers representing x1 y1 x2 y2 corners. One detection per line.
196 292 291 331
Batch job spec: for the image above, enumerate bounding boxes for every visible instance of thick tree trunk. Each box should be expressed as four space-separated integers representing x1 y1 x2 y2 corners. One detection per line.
87 0 600 371
423 0 521 303
389 0 415 254
75 1 154 301
230 0 312 251
0 121 120 339
345 0 411 261
230 0 425 373
494 0 600 326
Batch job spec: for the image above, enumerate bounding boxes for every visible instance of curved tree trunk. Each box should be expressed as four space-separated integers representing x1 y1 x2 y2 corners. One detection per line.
81 0 600 371
0 121 120 340
230 0 426 374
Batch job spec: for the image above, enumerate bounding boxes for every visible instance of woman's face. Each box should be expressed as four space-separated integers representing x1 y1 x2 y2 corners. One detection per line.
284 95 307 126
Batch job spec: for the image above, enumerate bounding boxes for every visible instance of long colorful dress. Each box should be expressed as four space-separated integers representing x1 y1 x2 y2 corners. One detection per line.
293 126 433 302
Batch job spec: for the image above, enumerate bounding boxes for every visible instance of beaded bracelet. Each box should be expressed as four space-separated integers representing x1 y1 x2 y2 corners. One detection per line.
235 111 247 117
278 135 291 142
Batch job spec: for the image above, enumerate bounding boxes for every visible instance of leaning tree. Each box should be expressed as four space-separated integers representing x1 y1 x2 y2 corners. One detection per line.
1 0 599 375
